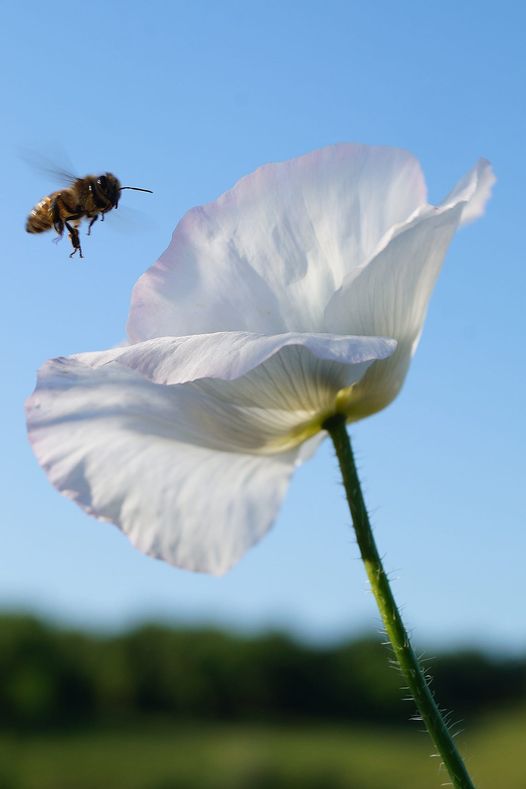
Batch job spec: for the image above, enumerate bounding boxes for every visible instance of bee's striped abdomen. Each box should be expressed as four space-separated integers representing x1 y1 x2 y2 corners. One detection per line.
26 192 58 234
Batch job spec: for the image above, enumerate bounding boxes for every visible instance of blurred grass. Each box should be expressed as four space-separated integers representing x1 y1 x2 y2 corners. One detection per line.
1 707 525 789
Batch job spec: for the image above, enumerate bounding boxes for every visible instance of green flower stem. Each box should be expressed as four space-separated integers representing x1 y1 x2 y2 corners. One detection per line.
324 414 476 789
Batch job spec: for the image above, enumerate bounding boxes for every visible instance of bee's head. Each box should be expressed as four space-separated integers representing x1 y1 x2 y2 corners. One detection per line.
97 173 121 208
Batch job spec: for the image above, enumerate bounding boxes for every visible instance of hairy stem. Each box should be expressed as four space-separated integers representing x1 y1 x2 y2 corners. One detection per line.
324 414 476 789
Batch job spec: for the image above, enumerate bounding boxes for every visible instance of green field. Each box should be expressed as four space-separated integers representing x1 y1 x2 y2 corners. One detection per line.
1 707 525 789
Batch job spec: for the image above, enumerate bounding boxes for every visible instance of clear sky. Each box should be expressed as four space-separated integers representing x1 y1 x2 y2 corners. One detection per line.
1 0 524 653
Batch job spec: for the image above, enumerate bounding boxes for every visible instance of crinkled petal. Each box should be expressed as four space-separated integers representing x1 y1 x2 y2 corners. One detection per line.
323 158 494 416
77 330 396 387
32 332 396 456
128 144 427 341
439 158 495 226
325 204 464 416
26 332 395 572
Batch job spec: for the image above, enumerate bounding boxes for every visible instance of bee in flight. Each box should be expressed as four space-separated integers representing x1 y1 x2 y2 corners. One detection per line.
26 172 152 259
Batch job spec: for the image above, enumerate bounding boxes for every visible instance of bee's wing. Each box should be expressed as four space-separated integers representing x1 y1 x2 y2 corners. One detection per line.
19 146 79 185
102 205 159 235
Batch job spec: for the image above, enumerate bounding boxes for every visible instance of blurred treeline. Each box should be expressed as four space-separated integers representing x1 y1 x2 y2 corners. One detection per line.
1 615 525 730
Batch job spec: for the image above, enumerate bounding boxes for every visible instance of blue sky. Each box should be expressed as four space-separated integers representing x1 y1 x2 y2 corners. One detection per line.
1 0 524 652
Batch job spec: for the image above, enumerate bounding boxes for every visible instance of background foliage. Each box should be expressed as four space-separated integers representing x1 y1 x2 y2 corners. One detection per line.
2 616 526 788
1 616 524 730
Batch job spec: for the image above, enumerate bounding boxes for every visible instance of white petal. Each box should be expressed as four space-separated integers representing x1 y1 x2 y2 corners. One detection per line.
77 330 396 386
322 159 493 416
46 332 396 454
325 204 464 415
439 158 495 226
26 332 395 572
27 361 300 574
128 144 426 341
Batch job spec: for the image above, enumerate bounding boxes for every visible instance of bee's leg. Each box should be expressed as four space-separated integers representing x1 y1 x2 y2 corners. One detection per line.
65 217 83 259
51 199 64 236
87 215 99 236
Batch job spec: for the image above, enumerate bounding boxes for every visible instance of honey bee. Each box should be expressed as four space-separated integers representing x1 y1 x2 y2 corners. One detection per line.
26 172 152 258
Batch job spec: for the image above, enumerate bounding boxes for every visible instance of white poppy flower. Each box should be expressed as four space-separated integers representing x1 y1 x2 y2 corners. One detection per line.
26 144 494 575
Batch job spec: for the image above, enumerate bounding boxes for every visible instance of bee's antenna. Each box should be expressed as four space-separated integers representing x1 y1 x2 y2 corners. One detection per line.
119 186 153 193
